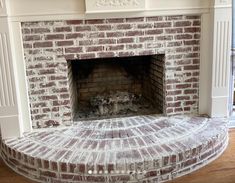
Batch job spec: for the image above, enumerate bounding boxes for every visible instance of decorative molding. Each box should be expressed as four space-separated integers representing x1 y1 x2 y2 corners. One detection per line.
0 0 3 8
213 21 230 88
0 33 16 107
214 0 231 6
85 0 145 13
96 0 140 7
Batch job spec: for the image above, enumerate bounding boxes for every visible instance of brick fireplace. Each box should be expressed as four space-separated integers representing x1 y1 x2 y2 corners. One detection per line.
21 15 200 128
0 0 232 182
0 0 232 141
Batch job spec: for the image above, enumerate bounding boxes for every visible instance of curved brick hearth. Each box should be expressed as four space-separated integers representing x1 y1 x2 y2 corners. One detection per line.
0 115 228 183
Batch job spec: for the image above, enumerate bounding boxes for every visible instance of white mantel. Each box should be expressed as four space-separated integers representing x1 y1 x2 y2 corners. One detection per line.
0 0 232 139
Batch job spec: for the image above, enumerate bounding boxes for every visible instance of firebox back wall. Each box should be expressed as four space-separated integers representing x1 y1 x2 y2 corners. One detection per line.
22 15 201 129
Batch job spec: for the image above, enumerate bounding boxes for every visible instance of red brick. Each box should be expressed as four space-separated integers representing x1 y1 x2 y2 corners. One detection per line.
106 18 125 23
23 43 32 49
155 22 172 28
85 19 105 24
79 53 96 60
106 31 124 37
61 174 74 180
175 96 190 101
95 25 112 31
167 90 182 95
167 102 181 108
75 26 92 32
174 21 192 27
184 27 201 33
147 16 164 21
117 38 135 44
28 64 43 69
56 40 74 46
183 158 197 167
156 35 173 41
88 32 105 38
175 84 191 89
194 34 201 39
40 170 57 178
97 52 115 58
54 27 72 32
33 41 53 48
137 23 153 29
185 78 199 82
139 36 154 42
38 69 56 75
165 28 183 34
116 24 132 30
98 39 116 44
106 45 124 51
65 47 83 53
86 46 103 52
167 41 183 47
175 107 184 112
184 89 197 94
138 50 155 56
126 44 143 49
166 15 183 20
145 29 163 35
66 20 83 25
145 170 158 178
175 34 193 40
185 53 199 58
66 33 84 39
126 17 144 22
184 40 200 45
193 20 201 26
160 166 175 175
118 51 135 57
45 34 64 40
52 100 70 106
184 65 199 70
22 28 30 34
24 35 41 41
125 30 144 36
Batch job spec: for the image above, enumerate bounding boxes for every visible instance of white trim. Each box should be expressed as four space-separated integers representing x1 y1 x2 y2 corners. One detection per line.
9 22 32 133
199 13 213 115
7 7 211 22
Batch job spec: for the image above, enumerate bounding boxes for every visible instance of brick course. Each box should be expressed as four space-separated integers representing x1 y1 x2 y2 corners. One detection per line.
21 15 201 128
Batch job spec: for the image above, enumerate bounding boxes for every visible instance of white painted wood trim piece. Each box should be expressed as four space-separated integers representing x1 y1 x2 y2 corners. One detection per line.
0 18 18 116
6 0 211 22
199 13 213 115
8 8 211 23
0 0 6 17
0 18 22 139
0 0 23 139
211 96 229 117
10 22 32 133
0 116 21 138
210 0 232 117
85 0 146 14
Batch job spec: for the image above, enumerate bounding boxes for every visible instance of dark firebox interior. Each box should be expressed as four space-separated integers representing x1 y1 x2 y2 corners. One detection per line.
67 55 164 120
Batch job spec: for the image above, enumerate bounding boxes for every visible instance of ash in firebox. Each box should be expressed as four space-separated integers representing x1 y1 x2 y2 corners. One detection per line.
75 91 159 120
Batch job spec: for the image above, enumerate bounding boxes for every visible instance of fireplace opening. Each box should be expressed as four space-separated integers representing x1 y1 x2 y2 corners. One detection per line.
67 55 165 121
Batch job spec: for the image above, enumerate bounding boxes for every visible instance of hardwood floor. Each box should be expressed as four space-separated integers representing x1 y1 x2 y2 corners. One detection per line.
169 129 235 183
0 129 235 183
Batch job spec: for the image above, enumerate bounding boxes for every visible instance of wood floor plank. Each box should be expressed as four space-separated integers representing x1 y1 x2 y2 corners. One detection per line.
0 129 235 183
